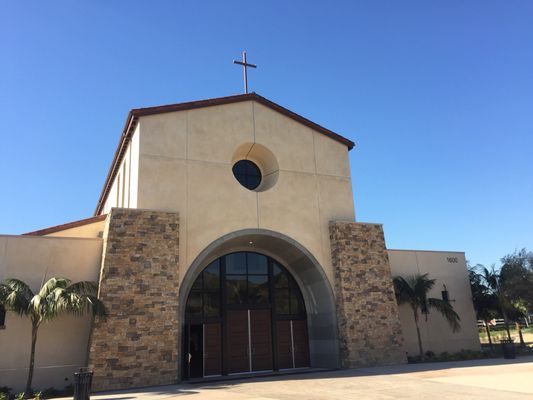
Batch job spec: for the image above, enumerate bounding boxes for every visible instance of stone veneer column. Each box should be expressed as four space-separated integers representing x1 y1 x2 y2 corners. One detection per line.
88 208 180 391
330 221 406 368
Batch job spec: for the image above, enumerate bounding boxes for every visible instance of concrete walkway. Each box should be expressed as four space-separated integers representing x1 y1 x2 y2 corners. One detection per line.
65 356 533 400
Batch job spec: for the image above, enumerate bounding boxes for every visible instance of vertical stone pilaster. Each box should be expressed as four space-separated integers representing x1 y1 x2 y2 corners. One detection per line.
330 221 406 368
88 208 180 391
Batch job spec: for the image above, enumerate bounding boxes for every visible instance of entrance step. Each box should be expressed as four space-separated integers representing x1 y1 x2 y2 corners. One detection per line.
186 367 335 384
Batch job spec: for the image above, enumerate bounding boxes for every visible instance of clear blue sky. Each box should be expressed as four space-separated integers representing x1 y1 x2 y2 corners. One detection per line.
1 1 531 268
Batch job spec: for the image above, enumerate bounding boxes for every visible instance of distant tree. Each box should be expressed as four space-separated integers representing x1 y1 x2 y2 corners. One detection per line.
0 277 106 397
393 273 461 359
468 266 499 350
500 249 533 312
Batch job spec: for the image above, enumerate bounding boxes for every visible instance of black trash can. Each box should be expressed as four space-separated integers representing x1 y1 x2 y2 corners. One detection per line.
500 339 516 359
73 368 93 400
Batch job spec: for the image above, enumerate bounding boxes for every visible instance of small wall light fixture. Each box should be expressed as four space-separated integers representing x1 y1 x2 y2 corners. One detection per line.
441 284 455 303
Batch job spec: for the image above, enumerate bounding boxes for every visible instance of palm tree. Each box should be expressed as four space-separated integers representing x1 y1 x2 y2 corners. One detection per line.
0 277 106 397
393 273 461 359
479 265 513 341
468 266 499 351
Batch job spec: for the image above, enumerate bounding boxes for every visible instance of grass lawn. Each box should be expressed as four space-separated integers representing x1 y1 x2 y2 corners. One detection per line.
479 326 533 344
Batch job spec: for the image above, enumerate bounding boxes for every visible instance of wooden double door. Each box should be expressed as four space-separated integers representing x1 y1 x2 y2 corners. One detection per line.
275 319 310 369
227 309 273 373
184 310 309 378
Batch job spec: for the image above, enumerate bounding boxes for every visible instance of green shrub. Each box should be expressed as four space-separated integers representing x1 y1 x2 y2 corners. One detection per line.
63 384 74 396
0 393 8 400
41 387 59 398
407 349 493 363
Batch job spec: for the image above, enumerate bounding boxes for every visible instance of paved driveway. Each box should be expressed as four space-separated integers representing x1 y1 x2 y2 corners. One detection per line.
69 356 533 400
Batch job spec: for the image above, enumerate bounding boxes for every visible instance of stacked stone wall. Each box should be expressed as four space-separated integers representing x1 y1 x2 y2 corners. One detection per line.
88 208 180 391
330 221 406 368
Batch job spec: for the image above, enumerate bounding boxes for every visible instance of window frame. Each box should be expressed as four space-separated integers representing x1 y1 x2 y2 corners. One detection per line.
0 304 6 328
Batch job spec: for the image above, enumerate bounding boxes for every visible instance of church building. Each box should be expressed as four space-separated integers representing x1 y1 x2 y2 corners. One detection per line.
0 93 480 392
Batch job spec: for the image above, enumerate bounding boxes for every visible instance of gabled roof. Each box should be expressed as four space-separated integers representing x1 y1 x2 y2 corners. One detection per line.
94 92 355 215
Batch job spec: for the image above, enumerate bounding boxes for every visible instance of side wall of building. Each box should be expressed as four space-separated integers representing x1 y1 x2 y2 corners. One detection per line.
101 124 140 214
0 235 102 392
387 249 480 357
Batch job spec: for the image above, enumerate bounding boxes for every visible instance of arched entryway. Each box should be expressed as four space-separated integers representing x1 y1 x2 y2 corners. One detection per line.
179 229 340 380
182 252 310 378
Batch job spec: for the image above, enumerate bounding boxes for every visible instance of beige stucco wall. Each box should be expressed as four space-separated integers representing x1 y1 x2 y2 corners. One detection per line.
102 124 140 214
0 235 102 392
387 249 480 356
45 220 105 238
134 100 355 286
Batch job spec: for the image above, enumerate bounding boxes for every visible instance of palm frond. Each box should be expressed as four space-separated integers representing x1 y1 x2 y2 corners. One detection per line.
393 276 415 304
0 283 10 303
1 276 106 323
30 294 44 316
481 266 499 292
413 273 435 294
4 278 34 299
52 287 107 319
428 297 461 332
67 281 98 296
3 289 32 316
0 280 33 316
38 277 70 298
82 295 107 318
393 274 435 313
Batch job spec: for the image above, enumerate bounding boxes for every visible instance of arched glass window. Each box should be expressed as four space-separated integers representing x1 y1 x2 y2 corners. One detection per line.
185 252 306 319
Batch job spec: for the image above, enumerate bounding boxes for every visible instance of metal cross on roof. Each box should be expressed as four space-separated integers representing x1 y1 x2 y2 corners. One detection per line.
233 51 257 94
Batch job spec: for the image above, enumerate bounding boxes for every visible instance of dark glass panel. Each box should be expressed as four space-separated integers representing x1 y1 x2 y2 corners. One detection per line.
290 290 305 315
204 292 220 317
232 160 247 175
204 260 220 289
248 275 270 304
272 263 282 276
232 160 262 190
191 273 203 290
186 291 202 318
226 252 247 275
273 267 289 289
245 174 261 190
247 253 268 274
0 305 5 326
274 288 290 314
226 275 248 304
289 275 299 289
